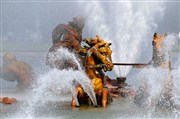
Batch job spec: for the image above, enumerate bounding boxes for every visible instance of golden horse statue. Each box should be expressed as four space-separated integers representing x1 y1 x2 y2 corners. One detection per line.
71 36 114 108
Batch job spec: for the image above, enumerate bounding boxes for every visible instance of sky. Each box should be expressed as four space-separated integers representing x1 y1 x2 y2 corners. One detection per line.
1 0 179 43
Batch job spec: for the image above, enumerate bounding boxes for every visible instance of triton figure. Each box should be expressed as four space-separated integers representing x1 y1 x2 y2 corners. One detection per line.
46 16 85 70
0 53 34 90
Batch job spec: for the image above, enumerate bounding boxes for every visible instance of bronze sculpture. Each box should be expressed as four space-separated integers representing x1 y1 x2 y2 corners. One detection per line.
0 53 34 90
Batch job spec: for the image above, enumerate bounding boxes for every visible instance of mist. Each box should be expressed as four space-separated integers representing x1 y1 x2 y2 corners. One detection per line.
0 0 179 86
1 1 179 43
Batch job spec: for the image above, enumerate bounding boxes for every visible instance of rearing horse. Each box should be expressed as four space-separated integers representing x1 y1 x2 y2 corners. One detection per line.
71 36 114 108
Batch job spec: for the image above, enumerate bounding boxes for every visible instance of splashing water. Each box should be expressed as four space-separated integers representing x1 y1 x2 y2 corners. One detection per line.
133 34 180 115
46 47 82 70
46 48 98 106
79 1 165 77
11 48 97 118
135 67 170 100
134 62 180 117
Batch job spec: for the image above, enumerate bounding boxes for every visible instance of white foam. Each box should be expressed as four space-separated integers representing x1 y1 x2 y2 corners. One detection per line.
10 48 97 118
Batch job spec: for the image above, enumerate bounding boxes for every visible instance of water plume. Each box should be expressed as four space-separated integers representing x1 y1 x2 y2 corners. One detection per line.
79 1 165 77
46 47 82 70
11 48 97 118
133 34 179 115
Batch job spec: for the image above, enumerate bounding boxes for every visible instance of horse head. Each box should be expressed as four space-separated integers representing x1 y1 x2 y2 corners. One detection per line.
85 36 114 72
97 42 113 72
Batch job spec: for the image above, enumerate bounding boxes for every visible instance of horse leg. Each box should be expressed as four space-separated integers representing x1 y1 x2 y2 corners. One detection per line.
71 85 84 107
71 85 79 107
102 88 108 108
71 97 76 107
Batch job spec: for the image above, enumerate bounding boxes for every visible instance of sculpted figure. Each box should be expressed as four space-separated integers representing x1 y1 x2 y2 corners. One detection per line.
72 36 114 107
46 16 85 70
46 17 114 107
133 33 175 110
150 33 170 68
0 53 34 90
133 33 170 68
0 97 17 104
